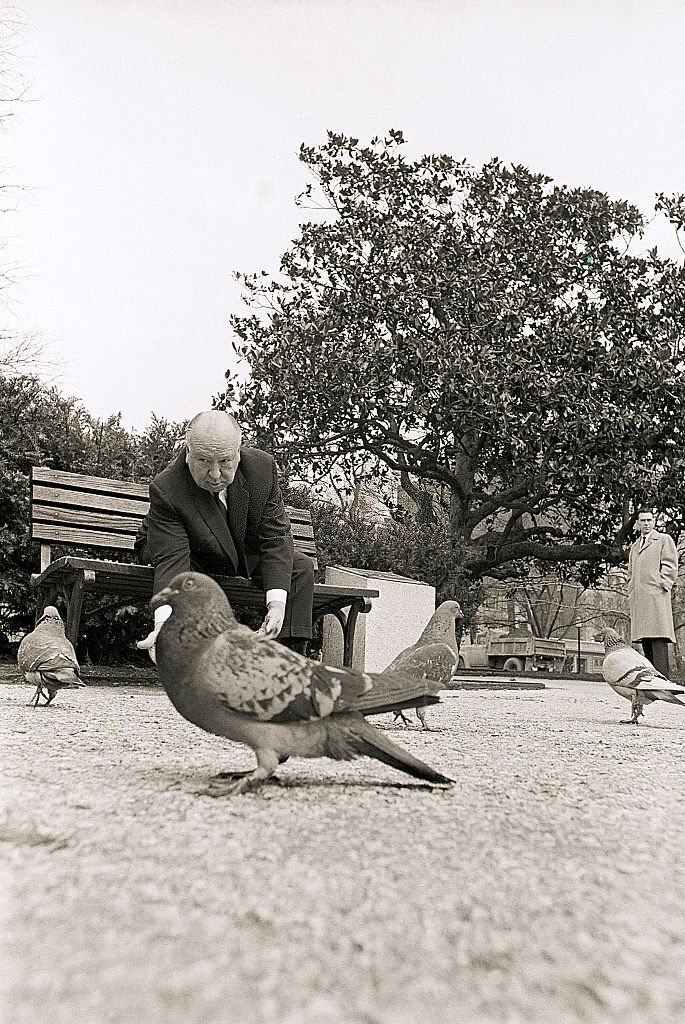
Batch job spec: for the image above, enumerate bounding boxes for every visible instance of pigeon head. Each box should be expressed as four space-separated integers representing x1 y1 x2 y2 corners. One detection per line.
37 606 64 629
151 572 235 619
152 573 238 641
442 601 464 619
418 600 464 644
595 627 627 651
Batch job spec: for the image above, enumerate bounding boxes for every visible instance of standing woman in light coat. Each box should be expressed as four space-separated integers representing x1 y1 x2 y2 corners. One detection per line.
627 509 679 676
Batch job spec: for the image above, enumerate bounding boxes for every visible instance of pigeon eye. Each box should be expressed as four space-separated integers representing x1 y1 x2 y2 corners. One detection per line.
182 578 195 590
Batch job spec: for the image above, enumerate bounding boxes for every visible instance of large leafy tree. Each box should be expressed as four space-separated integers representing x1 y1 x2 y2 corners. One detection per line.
223 131 685 593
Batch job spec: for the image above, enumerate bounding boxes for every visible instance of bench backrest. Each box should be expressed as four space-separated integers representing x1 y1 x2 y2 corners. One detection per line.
30 466 317 571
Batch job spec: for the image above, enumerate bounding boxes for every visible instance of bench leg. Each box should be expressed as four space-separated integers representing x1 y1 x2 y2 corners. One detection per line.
325 598 373 668
325 609 348 664
64 570 95 648
342 598 369 668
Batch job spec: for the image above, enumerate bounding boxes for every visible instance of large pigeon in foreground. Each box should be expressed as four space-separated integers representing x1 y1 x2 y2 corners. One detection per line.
151 572 453 795
381 600 463 729
597 627 685 725
17 606 83 707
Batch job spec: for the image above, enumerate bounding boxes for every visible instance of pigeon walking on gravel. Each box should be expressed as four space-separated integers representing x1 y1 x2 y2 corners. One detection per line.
597 627 685 725
17 606 83 707
151 572 453 795
383 600 463 729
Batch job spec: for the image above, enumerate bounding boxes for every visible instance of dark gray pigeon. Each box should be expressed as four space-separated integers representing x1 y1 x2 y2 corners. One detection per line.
382 600 463 729
151 572 453 795
17 606 83 707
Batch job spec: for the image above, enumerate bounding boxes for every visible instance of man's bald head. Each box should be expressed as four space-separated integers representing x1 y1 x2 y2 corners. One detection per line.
186 410 241 446
185 411 242 492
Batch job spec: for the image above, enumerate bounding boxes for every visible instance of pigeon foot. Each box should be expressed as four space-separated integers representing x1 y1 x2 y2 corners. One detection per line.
29 686 49 707
205 754 282 795
211 769 253 781
393 711 412 727
204 773 277 797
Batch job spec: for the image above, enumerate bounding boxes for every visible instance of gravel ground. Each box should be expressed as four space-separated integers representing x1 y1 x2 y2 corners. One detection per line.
1 676 685 1024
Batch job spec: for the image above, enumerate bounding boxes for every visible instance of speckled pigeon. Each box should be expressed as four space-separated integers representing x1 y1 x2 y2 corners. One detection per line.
151 571 453 794
382 600 463 729
17 606 83 707
597 627 685 725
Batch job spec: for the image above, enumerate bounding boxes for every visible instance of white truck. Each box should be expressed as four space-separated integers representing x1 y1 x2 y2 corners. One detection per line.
459 634 566 673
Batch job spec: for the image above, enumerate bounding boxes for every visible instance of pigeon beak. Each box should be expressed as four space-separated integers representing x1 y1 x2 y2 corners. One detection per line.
150 586 177 612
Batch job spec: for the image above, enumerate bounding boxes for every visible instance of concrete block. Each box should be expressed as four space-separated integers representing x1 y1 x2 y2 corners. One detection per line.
322 566 436 672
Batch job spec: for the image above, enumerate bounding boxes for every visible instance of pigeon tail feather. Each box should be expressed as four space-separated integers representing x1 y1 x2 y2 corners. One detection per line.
361 695 440 718
349 672 442 714
42 669 84 689
327 714 452 784
642 690 685 707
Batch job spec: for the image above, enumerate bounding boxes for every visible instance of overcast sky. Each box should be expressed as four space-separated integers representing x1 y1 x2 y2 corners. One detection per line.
4 0 684 432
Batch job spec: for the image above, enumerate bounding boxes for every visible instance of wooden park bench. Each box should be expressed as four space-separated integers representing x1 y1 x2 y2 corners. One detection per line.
29 466 378 667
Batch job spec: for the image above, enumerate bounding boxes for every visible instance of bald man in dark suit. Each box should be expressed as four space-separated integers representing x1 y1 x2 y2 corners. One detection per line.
136 411 314 661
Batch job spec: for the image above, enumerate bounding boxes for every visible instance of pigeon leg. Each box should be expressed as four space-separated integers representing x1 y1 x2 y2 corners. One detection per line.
212 755 289 782
393 711 413 728
619 694 644 725
416 707 430 730
29 683 46 708
205 749 281 797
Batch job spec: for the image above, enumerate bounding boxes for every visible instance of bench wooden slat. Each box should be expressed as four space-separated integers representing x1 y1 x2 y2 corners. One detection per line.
33 484 150 516
286 528 313 544
32 504 145 534
285 508 314 522
31 466 149 499
32 523 138 550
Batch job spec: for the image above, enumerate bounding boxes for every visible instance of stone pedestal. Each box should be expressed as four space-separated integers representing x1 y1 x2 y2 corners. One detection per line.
322 566 436 672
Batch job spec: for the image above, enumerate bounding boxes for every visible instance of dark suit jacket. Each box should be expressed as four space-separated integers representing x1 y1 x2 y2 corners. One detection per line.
135 446 295 595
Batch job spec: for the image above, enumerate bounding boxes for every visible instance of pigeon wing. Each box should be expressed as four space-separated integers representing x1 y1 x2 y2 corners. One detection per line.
634 674 682 693
602 648 665 687
18 634 79 675
383 641 457 684
348 669 442 714
196 631 373 722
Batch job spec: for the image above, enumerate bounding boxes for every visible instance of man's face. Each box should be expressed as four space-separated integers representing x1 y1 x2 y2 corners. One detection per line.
637 513 654 536
186 429 241 492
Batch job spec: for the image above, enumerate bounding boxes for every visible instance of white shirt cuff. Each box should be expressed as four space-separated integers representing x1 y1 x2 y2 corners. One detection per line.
266 589 288 606
153 604 173 627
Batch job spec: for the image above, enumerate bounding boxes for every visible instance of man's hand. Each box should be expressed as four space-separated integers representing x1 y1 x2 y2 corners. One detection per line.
255 600 286 642
137 625 163 663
